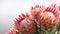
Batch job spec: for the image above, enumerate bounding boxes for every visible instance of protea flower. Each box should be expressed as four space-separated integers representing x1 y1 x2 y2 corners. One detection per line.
30 4 60 29
37 4 60 29
14 13 37 34
45 4 60 20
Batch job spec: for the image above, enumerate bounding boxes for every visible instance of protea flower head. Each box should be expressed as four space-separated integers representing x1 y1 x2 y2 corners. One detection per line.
31 4 60 29
14 13 37 34
45 4 60 20
38 4 60 29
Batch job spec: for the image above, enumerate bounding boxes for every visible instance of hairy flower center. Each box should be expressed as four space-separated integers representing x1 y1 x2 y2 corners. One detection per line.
44 12 55 20
39 12 55 25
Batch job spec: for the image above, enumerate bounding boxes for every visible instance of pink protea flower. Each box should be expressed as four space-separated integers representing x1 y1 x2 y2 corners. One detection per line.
38 12 58 29
31 4 60 29
14 13 37 34
45 4 60 20
39 4 60 29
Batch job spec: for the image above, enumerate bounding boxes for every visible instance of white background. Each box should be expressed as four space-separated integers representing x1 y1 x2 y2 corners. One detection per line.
0 0 60 34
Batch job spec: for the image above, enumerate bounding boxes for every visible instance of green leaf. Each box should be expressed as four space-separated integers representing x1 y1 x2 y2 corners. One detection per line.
40 25 46 31
49 26 57 34
57 22 60 31
40 25 49 34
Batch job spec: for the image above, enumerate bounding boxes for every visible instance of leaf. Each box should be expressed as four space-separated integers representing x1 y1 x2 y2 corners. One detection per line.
49 26 57 34
57 22 60 31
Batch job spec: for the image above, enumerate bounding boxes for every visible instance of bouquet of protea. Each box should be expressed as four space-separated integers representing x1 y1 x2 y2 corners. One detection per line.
6 4 60 34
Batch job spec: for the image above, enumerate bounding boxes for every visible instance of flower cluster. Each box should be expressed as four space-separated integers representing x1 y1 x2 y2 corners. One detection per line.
6 4 60 34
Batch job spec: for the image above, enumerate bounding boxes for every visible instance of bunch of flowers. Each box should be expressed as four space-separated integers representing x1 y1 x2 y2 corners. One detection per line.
6 4 60 34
